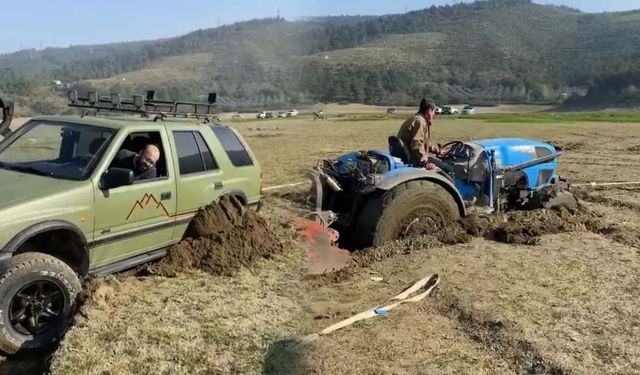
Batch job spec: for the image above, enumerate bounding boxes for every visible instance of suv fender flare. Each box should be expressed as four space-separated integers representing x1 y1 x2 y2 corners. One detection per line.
375 170 466 217
0 220 90 275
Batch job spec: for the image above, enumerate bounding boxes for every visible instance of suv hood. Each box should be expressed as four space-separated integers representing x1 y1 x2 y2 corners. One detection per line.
0 169 82 209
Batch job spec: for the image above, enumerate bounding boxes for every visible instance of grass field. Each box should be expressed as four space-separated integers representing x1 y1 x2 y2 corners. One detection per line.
3 111 640 374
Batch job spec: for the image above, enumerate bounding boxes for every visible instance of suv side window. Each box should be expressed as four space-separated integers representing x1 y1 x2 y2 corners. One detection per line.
211 126 253 167
173 131 219 175
107 130 168 182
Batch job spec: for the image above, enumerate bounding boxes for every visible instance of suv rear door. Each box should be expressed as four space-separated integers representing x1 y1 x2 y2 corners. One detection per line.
169 127 224 239
169 125 261 240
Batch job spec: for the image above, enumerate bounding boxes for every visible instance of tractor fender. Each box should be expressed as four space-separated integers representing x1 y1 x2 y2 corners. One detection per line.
375 170 466 217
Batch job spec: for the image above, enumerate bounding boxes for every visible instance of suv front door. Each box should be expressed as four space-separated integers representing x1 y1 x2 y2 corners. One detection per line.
90 128 177 269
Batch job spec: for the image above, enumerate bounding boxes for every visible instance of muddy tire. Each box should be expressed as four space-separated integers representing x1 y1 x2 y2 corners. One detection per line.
0 253 81 354
526 187 578 211
354 180 460 249
543 190 578 210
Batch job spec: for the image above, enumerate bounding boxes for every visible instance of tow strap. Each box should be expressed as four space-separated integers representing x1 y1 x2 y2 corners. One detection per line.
302 274 440 341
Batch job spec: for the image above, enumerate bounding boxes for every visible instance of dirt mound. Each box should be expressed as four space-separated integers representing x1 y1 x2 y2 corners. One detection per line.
574 189 640 213
147 195 284 277
462 208 599 245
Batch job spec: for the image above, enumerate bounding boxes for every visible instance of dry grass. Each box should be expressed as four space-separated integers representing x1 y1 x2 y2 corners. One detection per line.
231 115 640 186
296 226 640 374
40 111 640 374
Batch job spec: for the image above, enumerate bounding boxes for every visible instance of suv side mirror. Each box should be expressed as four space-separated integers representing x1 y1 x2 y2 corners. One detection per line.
101 168 134 189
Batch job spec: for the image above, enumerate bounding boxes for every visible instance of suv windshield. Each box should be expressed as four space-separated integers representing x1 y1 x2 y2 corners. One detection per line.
0 120 116 180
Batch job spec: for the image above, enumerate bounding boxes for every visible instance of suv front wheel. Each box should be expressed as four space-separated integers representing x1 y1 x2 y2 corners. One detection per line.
0 252 81 354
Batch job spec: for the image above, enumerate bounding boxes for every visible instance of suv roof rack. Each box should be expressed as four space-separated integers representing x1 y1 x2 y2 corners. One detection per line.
67 90 219 122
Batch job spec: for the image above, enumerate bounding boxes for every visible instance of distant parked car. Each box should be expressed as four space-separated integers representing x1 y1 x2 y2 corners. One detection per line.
256 111 267 119
462 105 477 115
265 112 274 118
386 108 398 114
278 111 287 118
435 107 443 115
442 106 459 115
285 109 298 117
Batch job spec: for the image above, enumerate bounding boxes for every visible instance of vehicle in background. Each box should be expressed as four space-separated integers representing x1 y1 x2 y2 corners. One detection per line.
285 109 298 117
442 106 459 115
462 105 477 115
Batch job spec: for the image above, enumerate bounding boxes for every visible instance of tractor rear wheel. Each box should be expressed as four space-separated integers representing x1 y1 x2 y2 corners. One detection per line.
354 180 460 249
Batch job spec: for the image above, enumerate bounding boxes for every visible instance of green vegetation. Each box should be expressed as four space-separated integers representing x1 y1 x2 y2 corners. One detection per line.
2 0 640 114
477 111 640 123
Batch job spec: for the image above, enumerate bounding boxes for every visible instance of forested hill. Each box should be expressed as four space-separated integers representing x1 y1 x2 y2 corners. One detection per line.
2 0 640 114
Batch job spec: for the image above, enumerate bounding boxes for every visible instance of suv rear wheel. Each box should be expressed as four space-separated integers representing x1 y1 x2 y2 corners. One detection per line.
0 253 81 354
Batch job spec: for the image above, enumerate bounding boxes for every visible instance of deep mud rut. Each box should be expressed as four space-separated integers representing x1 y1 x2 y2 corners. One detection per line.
308 195 611 284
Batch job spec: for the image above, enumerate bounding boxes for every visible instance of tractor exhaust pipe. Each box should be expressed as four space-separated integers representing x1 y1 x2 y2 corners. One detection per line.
0 98 14 138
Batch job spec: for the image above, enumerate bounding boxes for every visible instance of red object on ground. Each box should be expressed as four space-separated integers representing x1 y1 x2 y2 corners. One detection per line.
295 218 352 274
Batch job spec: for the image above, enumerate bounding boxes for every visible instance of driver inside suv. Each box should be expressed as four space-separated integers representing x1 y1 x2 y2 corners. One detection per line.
109 144 160 180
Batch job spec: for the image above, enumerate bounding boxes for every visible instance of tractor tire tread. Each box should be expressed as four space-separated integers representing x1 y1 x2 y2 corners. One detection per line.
354 180 459 249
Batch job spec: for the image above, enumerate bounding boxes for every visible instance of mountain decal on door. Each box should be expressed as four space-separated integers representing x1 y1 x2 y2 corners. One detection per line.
126 193 171 220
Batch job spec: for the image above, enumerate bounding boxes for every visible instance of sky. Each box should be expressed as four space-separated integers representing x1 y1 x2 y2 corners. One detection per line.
3 0 640 54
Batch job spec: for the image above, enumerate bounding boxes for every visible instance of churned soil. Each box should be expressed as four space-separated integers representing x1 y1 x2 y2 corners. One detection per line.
148 195 285 277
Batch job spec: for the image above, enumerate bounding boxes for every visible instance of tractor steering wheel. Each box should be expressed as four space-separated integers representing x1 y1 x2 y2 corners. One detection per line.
439 141 466 160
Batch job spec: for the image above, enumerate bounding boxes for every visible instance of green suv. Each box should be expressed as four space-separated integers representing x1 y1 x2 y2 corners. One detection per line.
0 96 261 353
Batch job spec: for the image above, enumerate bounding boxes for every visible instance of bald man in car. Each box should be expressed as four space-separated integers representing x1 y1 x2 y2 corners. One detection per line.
111 144 160 180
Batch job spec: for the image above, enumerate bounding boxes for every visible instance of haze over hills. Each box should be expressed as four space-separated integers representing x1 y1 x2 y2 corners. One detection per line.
1 0 639 114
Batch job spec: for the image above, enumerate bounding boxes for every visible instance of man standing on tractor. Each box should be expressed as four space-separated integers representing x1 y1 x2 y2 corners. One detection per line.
397 98 441 170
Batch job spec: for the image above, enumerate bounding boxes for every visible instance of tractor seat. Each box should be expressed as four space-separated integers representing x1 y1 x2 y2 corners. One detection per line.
388 136 411 165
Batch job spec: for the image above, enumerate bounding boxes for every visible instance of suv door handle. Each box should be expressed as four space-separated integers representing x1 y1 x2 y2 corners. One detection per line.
214 182 223 190
161 192 171 201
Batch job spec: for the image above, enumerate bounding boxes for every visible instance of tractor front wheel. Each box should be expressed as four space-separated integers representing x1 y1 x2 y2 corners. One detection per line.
526 187 579 211
354 180 460 249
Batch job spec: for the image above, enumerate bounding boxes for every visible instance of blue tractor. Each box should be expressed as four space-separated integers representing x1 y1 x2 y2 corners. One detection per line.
306 136 576 249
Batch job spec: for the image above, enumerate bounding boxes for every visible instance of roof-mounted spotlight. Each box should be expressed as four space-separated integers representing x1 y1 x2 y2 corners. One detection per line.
88 91 98 105
207 92 217 104
68 90 78 104
110 93 121 107
133 95 143 109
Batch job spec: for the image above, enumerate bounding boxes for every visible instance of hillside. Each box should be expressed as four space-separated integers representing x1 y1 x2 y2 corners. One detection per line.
1 0 640 113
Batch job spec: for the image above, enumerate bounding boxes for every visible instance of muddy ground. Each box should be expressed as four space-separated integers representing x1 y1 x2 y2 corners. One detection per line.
14 114 637 374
